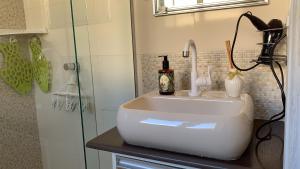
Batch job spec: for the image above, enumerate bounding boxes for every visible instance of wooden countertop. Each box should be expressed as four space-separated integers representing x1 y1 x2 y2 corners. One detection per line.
87 120 284 169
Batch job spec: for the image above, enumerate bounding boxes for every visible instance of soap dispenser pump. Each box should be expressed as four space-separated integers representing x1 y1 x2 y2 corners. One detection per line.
158 55 174 95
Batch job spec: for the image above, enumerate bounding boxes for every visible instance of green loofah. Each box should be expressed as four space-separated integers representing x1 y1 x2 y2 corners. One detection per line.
30 37 51 93
0 39 33 95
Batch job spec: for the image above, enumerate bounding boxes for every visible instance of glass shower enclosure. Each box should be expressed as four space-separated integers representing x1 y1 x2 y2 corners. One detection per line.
69 0 136 169
0 0 134 168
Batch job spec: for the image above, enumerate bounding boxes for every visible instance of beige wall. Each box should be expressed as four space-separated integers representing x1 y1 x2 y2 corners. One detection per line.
23 0 48 31
133 0 290 54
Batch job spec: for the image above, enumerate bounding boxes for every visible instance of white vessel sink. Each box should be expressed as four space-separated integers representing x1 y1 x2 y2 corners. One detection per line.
117 90 254 160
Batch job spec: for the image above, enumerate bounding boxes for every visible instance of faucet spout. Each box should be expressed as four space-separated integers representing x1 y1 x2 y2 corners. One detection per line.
183 40 199 96
183 40 197 73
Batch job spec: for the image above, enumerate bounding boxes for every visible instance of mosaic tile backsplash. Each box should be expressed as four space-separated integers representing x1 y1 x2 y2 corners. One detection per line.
0 0 26 29
140 50 287 119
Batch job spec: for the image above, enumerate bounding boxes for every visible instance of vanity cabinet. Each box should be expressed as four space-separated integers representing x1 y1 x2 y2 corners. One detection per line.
87 120 284 169
113 154 197 169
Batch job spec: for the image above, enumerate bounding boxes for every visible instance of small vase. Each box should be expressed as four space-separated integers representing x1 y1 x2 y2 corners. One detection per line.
225 75 243 98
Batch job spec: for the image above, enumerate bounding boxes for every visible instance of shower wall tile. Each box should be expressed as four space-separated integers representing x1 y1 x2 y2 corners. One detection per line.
140 50 287 119
0 57 42 168
0 129 42 169
0 0 26 29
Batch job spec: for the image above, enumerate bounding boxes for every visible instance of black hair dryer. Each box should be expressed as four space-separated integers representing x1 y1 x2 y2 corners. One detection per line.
243 12 285 65
230 11 287 141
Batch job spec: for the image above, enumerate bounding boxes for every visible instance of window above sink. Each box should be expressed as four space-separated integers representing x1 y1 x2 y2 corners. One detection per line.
153 0 268 16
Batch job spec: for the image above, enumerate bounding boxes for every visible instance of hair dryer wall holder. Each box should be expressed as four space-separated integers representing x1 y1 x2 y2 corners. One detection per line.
255 26 287 65
251 55 287 64
257 26 287 32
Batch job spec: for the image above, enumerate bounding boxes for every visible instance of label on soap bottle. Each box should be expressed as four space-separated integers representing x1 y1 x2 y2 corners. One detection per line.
160 74 170 91
159 72 174 94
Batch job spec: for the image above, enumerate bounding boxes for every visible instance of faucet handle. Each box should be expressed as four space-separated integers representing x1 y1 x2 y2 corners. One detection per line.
196 66 212 86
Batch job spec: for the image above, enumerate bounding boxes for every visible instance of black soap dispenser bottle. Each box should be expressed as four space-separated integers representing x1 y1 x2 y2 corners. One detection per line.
158 55 175 95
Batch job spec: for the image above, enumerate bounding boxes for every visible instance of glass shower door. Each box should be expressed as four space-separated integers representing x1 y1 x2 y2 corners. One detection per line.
69 0 100 169
33 0 95 169
69 0 136 169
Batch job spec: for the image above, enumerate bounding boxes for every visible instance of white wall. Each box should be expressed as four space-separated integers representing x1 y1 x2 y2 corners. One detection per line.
133 0 290 54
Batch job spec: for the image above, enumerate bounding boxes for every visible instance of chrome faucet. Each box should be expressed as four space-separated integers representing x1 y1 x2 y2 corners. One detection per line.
183 40 212 96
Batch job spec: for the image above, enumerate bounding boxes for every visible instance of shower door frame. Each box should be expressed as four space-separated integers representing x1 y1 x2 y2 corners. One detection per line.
284 0 300 169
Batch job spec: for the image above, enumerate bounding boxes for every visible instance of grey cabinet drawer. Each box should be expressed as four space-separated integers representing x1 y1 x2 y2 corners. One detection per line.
116 156 182 169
